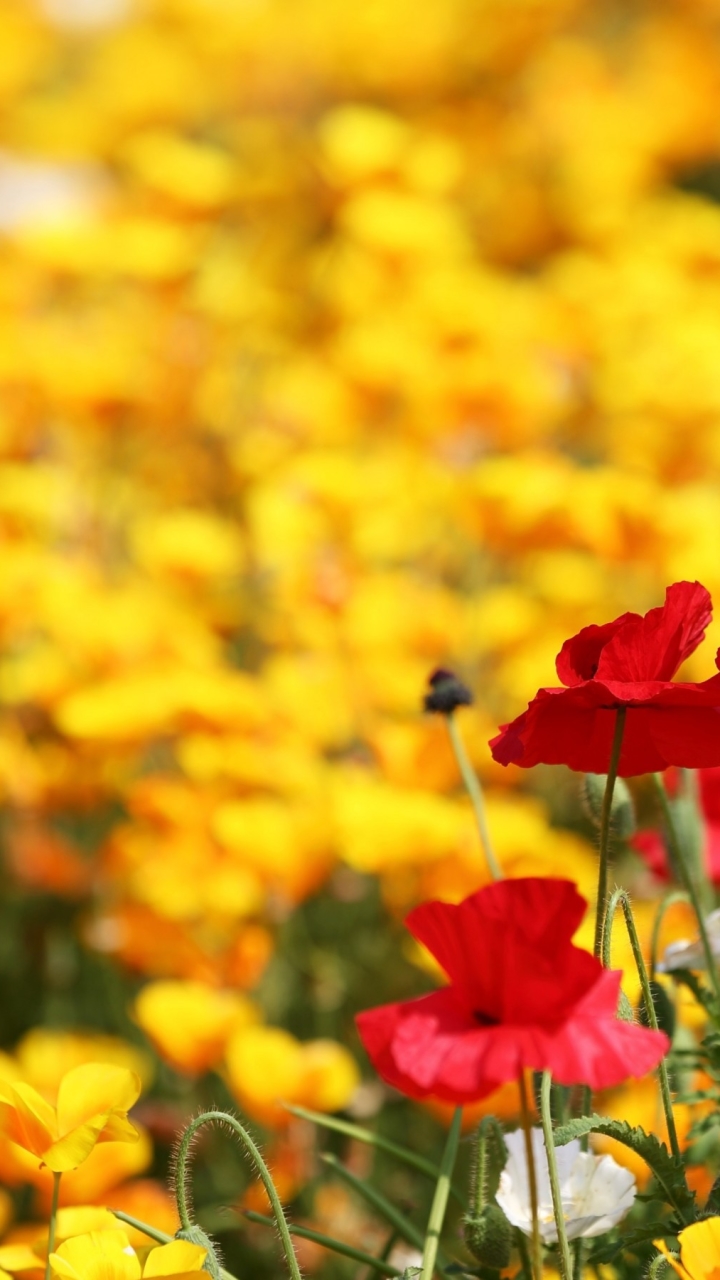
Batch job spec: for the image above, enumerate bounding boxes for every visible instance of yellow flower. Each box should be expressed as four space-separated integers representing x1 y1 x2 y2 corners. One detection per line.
225 1026 359 1126
655 1218 720 1280
0 1064 140 1173
133 979 259 1075
50 1230 206 1280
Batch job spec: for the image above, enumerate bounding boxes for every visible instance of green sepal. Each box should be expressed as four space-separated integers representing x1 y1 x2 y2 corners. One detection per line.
462 1206 512 1270
176 1225 223 1279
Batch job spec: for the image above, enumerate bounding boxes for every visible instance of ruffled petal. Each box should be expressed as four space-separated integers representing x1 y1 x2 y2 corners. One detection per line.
556 614 639 686
595 582 712 683
356 989 480 1100
407 880 596 1024
491 685 720 776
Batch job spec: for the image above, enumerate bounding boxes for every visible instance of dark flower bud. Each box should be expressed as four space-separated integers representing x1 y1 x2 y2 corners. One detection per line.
582 773 635 839
463 1205 513 1270
423 668 473 715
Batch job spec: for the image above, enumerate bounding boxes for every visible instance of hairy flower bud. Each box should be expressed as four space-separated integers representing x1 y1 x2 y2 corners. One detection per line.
176 1225 222 1279
582 773 635 839
463 1204 513 1269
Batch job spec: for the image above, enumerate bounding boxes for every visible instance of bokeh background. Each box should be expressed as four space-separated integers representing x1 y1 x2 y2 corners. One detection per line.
1 0 720 1272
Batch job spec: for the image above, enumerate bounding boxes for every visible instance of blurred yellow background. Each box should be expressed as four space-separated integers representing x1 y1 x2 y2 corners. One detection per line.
0 0 718 1259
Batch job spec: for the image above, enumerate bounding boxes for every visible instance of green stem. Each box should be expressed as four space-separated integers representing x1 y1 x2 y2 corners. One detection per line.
111 1210 173 1245
446 713 502 882
420 1106 462 1280
111 1211 238 1280
573 1239 584 1280
593 707 627 959
44 1172 61 1280
604 887 680 1160
174 1110 302 1280
321 1153 432 1260
649 891 690 981
283 1104 466 1205
652 774 720 1007
518 1073 542 1280
539 1072 573 1280
245 1211 401 1277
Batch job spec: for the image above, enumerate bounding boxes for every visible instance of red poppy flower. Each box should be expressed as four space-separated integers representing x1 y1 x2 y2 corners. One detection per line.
356 879 668 1103
633 766 720 884
490 582 720 777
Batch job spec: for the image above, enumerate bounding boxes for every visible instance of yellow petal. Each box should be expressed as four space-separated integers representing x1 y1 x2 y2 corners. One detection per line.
678 1219 720 1280
142 1241 207 1276
95 1112 141 1145
3 1082 57 1157
0 1244 44 1271
43 1116 128 1173
56 1064 141 1135
50 1231 141 1280
655 1241 690 1280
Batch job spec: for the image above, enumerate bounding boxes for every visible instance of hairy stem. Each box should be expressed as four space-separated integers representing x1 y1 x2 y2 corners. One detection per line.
518 1073 542 1280
593 707 627 959
604 887 680 1159
539 1072 573 1280
174 1110 302 1280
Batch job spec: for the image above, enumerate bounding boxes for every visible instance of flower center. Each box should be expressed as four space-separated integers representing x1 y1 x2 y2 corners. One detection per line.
473 1010 499 1027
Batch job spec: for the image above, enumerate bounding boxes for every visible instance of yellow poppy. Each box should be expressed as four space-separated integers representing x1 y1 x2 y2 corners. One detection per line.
0 1064 140 1173
655 1219 720 1280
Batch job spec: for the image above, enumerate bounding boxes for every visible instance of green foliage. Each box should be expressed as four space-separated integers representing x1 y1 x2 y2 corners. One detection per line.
553 1115 696 1223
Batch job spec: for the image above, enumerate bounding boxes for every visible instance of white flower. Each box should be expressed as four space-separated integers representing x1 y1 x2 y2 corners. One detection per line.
657 908 720 972
496 1129 636 1244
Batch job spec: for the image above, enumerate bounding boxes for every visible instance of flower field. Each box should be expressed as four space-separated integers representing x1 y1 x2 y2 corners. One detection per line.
3 0 720 1277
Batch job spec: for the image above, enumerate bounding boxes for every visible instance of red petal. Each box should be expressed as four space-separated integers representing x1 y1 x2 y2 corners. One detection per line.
546 970 670 1089
555 614 639 686
630 830 670 881
595 581 712 682
355 989 481 1100
699 768 720 822
490 684 720 776
406 879 594 1023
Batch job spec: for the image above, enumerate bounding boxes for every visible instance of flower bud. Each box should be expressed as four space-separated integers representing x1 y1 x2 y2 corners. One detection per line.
638 978 676 1040
582 774 635 839
423 668 473 715
176 1225 222 1279
463 1204 513 1269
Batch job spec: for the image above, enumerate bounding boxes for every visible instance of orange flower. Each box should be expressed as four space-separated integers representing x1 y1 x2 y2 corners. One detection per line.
0 1064 140 1174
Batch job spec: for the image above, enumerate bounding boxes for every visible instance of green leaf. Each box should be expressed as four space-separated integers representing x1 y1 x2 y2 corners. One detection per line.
670 970 720 1022
590 1222 676 1264
284 1103 466 1206
552 1116 695 1222
321 1152 441 1263
244 1211 401 1276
